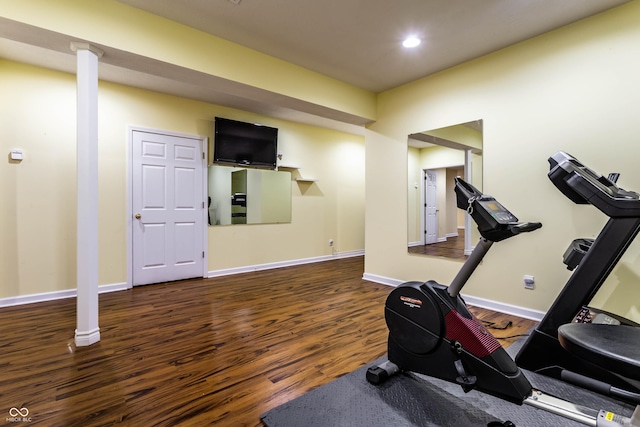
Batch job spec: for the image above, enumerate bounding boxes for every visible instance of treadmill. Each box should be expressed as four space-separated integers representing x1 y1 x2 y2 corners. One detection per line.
515 151 640 403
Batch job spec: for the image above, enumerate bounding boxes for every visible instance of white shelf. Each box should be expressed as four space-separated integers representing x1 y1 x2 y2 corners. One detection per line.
295 178 318 183
277 164 300 170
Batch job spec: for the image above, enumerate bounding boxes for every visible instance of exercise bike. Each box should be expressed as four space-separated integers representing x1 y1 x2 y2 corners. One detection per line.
366 176 639 426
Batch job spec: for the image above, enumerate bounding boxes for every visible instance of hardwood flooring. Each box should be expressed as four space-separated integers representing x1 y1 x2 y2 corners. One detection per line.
408 229 466 260
0 257 536 426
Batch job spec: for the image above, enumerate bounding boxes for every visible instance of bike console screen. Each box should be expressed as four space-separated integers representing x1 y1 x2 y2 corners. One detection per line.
455 177 541 242
476 199 518 224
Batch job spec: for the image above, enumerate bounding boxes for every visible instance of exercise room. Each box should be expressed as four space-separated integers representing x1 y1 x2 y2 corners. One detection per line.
1 1 640 425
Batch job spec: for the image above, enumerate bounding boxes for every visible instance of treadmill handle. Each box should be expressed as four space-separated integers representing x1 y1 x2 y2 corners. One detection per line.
510 222 542 234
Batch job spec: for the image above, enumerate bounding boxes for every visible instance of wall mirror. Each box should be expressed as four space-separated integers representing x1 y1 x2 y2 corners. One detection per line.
208 165 292 225
407 120 483 260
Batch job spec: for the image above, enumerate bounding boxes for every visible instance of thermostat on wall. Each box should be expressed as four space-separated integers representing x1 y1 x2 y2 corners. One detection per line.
10 149 23 160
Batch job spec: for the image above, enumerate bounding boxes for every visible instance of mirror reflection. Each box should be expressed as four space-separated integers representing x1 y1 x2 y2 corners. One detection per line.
208 165 292 225
407 120 483 260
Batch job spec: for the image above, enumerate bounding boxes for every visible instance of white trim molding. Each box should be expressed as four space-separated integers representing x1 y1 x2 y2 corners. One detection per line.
362 273 405 287
209 250 364 277
361 273 545 322
0 252 365 307
0 283 129 309
461 294 544 322
74 327 101 347
0 259 545 323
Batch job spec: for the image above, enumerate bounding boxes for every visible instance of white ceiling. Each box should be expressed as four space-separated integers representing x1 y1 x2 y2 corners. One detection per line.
116 0 630 92
0 1 630 131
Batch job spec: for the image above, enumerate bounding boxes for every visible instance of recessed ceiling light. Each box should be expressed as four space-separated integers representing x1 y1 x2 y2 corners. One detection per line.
402 36 421 48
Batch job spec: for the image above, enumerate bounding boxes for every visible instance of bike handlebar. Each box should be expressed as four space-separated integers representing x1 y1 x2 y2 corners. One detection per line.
510 222 543 235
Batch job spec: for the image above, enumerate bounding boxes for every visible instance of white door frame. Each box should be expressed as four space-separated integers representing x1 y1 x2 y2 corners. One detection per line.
419 163 474 253
126 126 209 288
421 169 438 245
464 150 473 255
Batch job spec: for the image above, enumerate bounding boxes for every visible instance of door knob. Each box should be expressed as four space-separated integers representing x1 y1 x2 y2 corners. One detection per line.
134 213 141 219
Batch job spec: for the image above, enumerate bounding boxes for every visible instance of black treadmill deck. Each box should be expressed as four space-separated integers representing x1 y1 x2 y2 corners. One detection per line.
558 323 640 381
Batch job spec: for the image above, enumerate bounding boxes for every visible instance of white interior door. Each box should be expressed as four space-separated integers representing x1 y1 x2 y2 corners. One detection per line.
424 170 438 244
132 130 205 286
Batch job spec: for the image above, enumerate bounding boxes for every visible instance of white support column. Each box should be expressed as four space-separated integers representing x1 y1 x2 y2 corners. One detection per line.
71 42 103 347
464 149 473 256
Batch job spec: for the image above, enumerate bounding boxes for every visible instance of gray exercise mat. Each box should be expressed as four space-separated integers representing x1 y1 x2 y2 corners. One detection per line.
261 341 636 426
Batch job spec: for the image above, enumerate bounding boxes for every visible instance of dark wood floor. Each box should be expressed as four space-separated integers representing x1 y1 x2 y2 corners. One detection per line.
0 257 535 426
408 229 466 260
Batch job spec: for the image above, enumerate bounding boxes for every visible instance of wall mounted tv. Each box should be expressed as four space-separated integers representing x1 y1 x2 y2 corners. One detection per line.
213 117 278 169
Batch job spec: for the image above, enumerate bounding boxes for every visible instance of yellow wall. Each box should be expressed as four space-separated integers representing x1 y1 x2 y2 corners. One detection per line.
366 1 640 320
259 170 292 224
0 62 77 297
0 0 375 122
424 124 482 151
3 0 640 321
0 60 365 298
210 123 366 269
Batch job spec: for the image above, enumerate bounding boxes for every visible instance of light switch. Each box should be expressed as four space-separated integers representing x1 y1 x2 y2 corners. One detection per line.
10 149 23 160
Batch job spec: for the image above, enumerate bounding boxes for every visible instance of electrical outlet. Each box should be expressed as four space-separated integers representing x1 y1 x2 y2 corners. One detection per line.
329 239 334 247
523 275 535 290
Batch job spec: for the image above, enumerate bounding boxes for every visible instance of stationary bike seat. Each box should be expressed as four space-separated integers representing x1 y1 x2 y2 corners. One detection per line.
558 323 640 380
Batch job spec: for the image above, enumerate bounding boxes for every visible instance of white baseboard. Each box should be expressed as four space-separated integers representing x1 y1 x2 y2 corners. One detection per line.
75 327 101 347
0 252 367 308
362 273 544 322
461 294 545 322
445 232 459 238
99 282 130 294
209 250 364 277
362 273 404 287
2 253 544 322
0 282 129 308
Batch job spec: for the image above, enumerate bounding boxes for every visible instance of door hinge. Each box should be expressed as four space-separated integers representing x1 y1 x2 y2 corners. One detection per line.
202 251 205 258
202 152 205 160
202 201 205 208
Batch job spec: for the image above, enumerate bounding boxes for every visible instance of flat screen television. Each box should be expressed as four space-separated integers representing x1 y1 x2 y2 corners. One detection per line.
213 117 278 169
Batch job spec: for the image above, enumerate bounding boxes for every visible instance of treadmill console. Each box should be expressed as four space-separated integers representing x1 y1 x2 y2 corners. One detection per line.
548 151 640 217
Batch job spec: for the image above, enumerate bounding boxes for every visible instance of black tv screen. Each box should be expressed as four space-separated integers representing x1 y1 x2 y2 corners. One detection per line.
213 117 278 169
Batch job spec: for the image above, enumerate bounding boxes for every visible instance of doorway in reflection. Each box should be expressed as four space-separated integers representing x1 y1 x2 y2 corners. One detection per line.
208 165 292 226
407 120 483 259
